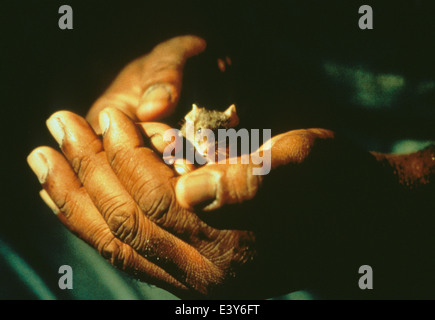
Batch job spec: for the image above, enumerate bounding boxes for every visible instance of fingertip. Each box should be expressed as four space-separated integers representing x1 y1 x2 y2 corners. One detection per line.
46 116 65 147
137 122 176 154
27 147 50 184
174 159 195 176
179 35 207 56
175 171 219 211
27 146 59 165
46 110 95 142
46 110 76 120
98 106 128 130
98 109 111 136
137 84 175 121
189 35 207 53
137 99 171 122
99 106 144 149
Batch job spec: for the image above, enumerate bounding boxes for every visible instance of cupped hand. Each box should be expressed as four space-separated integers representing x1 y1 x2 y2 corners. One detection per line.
28 107 388 298
27 108 289 299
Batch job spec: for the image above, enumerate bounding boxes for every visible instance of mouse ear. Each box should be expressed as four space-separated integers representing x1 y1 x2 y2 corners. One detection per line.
224 104 239 127
185 104 200 122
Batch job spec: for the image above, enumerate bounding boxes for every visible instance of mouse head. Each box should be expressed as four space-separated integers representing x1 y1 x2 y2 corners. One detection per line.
184 104 239 129
182 104 239 158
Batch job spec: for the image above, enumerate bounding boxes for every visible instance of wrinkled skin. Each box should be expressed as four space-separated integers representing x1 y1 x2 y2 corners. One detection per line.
86 35 207 132
29 106 343 298
27 36 435 299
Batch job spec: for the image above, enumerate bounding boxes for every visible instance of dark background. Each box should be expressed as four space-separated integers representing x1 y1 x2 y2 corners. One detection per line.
1 0 434 299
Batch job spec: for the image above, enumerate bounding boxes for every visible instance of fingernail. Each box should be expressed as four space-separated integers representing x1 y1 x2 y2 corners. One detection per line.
174 159 194 175
138 85 172 121
142 84 172 103
176 173 217 208
46 117 65 147
99 111 110 135
27 150 49 184
39 190 60 215
174 165 187 175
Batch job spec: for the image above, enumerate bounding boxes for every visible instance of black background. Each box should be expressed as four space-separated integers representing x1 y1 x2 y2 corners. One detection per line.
1 0 435 299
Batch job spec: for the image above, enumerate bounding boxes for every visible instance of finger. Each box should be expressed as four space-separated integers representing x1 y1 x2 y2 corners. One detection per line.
27 147 189 296
137 122 196 174
175 129 335 211
99 107 190 217
262 129 335 168
174 158 195 175
137 35 207 121
175 162 263 211
99 108 219 241
46 110 222 292
138 122 174 153
86 35 206 132
46 111 150 248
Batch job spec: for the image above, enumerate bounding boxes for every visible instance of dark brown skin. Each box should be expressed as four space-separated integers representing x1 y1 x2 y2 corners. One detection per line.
28 110 435 298
373 148 435 189
27 36 435 299
85 35 207 133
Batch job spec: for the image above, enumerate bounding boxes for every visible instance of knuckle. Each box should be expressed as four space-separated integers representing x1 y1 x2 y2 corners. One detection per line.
136 181 172 222
244 165 262 200
226 165 261 204
225 166 245 203
104 201 140 242
55 188 82 219
108 148 130 172
70 154 95 183
97 236 126 269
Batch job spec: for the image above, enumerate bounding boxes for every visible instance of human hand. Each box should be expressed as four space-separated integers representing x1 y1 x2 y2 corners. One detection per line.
86 35 206 134
175 128 336 212
27 109 278 299
28 104 388 298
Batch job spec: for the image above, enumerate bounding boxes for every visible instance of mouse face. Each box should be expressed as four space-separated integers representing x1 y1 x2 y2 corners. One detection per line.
180 104 239 159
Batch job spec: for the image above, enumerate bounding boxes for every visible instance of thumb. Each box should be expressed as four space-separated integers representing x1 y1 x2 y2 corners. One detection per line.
175 163 263 211
86 35 207 133
136 35 207 121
